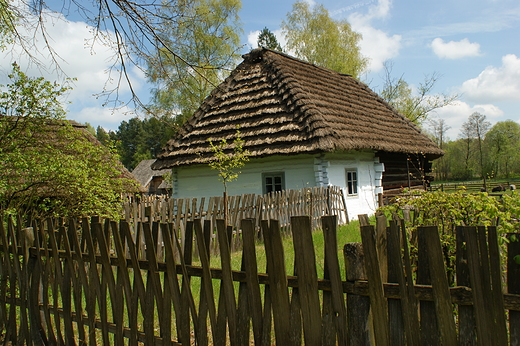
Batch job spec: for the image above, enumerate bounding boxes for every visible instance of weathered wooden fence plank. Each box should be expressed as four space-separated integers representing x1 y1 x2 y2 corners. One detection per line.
262 219 292 345
420 226 458 346
291 216 322 345
217 220 238 345
417 226 440 345
322 215 347 346
114 221 139 346
487 226 509 345
360 223 390 346
48 218 66 345
241 219 263 345
456 226 477 345
386 220 405 346
465 226 494 345
343 242 370 346
508 233 520 346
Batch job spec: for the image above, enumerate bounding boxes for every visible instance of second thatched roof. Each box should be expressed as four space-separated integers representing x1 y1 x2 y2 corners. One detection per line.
153 48 443 170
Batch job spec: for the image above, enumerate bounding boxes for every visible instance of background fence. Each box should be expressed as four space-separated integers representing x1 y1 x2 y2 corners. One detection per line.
123 185 348 242
1 212 520 345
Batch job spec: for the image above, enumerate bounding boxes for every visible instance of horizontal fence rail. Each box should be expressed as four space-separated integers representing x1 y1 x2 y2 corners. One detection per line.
0 213 519 345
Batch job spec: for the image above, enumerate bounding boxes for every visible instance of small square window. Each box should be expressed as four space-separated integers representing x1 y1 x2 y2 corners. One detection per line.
346 169 358 195
263 172 285 194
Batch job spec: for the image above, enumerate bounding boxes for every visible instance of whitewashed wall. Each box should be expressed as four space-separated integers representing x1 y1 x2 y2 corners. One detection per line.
171 151 384 219
323 151 383 220
173 155 317 200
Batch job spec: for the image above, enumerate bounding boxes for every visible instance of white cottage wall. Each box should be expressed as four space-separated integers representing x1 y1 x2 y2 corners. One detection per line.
173 155 317 200
324 151 381 220
171 152 383 218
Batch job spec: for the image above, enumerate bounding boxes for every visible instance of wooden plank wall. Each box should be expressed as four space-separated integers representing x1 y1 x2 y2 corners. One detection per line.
0 214 519 345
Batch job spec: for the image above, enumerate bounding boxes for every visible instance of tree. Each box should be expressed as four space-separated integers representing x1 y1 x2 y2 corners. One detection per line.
429 118 451 180
2 0 240 112
115 116 177 170
281 1 367 78
96 126 111 146
380 62 458 125
459 112 491 185
0 65 138 217
205 127 249 225
0 0 15 48
484 120 520 178
147 0 242 125
257 27 283 51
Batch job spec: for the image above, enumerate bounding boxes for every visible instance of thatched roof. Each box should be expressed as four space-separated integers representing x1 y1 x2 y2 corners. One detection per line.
153 48 443 170
132 159 170 188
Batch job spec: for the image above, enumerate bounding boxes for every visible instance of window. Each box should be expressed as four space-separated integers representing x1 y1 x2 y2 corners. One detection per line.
263 172 285 194
345 169 358 195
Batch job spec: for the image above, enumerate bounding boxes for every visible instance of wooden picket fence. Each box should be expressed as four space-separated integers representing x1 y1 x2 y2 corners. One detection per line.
0 213 520 345
123 185 348 232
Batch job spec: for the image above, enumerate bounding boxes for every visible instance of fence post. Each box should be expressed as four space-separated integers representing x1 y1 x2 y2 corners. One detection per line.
419 226 458 346
291 216 322 345
387 221 405 345
456 226 477 345
262 219 292 345
343 243 369 346
508 233 520 346
360 224 390 346
322 215 347 346
417 226 440 344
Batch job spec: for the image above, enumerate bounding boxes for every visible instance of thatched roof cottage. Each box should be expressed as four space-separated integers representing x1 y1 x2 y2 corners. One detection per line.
153 48 443 217
132 159 171 195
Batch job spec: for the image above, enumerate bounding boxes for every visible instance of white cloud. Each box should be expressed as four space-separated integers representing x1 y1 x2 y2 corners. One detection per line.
0 9 145 127
247 30 261 48
432 100 504 139
431 38 481 59
72 106 136 131
354 25 401 72
303 0 317 6
348 0 401 72
460 54 520 102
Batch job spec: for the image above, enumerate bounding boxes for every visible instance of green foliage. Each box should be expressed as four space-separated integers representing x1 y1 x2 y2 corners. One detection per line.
257 27 283 51
381 190 511 234
281 1 367 79
0 64 138 218
380 190 520 281
115 116 177 170
484 120 520 178
206 127 250 193
0 0 15 48
431 116 520 182
148 0 242 125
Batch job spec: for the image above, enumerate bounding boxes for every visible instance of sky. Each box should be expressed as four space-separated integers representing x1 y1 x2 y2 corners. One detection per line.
1 0 519 140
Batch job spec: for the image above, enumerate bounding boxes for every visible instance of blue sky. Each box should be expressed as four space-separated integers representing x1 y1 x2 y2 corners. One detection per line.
2 0 519 140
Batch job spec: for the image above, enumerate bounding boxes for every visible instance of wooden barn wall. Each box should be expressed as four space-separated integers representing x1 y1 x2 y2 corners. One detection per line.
376 152 434 192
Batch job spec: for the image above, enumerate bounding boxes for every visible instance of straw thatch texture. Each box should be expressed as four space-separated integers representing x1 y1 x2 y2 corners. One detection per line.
153 48 443 170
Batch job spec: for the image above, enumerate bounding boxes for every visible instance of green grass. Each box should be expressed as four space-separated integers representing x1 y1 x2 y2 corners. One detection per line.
203 220 362 280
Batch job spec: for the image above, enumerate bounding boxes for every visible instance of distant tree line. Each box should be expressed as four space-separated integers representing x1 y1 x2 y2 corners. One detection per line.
429 113 520 182
91 116 177 171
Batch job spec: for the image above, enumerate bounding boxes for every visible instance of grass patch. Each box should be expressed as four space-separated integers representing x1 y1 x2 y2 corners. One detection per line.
203 219 362 280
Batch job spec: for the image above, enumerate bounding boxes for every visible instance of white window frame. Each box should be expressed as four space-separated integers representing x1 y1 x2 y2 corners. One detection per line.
263 172 285 194
345 169 358 196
